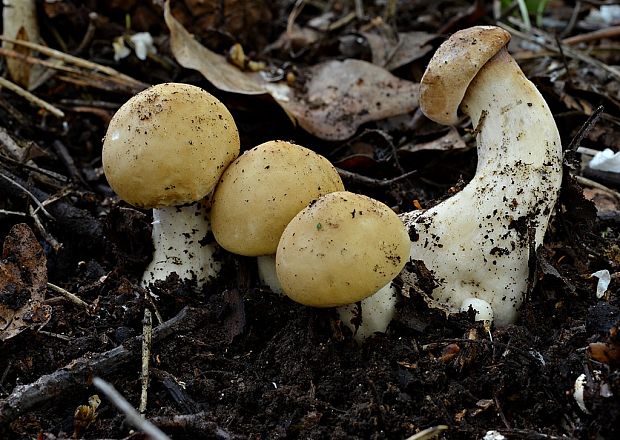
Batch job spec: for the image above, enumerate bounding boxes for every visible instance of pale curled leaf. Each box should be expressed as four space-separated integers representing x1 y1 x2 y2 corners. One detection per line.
164 0 419 141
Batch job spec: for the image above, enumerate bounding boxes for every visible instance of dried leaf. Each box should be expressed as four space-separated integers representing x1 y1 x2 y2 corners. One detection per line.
278 59 419 140
0 223 51 341
363 31 436 71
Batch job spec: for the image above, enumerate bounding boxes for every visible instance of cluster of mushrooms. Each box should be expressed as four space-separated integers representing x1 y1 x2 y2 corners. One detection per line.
102 26 563 341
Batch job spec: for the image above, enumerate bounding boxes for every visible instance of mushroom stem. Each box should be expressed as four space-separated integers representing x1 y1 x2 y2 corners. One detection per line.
337 283 397 342
142 202 220 290
257 254 282 293
400 37 562 326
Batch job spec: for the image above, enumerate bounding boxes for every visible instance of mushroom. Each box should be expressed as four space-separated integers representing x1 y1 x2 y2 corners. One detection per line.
276 191 410 340
210 140 344 285
102 82 240 289
399 26 563 325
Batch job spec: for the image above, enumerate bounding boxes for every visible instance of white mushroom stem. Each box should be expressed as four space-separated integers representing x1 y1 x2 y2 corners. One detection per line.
257 254 281 293
337 283 397 342
400 47 563 326
142 203 220 290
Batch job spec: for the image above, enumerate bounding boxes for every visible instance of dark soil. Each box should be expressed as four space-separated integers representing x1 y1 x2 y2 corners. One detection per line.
1 1 619 439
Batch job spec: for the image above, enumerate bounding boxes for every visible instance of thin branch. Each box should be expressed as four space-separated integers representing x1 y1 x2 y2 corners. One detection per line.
139 309 153 414
0 35 149 91
337 168 418 188
0 76 64 118
0 171 54 219
566 105 604 152
93 377 170 440
47 282 91 310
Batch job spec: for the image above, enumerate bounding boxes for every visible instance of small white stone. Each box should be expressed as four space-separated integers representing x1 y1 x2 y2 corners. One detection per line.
591 269 611 298
573 373 589 414
482 430 506 440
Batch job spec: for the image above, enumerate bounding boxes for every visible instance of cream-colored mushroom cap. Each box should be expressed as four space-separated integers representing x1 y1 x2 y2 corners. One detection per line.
420 26 511 125
102 82 240 208
211 140 344 256
276 191 410 307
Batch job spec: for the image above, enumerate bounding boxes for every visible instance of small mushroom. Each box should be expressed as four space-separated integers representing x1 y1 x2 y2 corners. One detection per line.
276 191 410 339
102 82 240 289
210 140 344 284
400 26 563 325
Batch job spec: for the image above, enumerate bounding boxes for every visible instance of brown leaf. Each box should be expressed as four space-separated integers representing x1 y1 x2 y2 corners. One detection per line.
0 223 51 341
278 59 419 140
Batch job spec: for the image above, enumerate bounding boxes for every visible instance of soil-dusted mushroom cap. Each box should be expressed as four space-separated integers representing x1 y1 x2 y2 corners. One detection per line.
420 26 511 125
211 140 344 256
276 191 410 307
102 82 240 208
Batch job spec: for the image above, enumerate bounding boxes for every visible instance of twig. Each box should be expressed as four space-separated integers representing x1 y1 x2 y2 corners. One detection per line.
52 140 87 185
337 168 418 188
404 425 448 440
0 35 149 91
0 153 68 183
0 209 26 217
566 105 604 152
554 34 574 85
0 307 203 425
47 282 91 310
36 330 71 342
560 1 581 38
93 377 170 440
29 205 62 252
0 171 54 219
563 25 620 45
0 76 64 118
573 175 620 201
139 309 153 414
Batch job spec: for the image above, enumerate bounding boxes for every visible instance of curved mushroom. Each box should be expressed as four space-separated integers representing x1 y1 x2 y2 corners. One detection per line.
400 26 563 325
102 82 240 290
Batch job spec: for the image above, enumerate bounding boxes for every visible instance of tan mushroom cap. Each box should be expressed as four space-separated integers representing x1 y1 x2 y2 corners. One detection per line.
102 82 240 208
420 26 511 125
276 191 410 307
211 140 344 256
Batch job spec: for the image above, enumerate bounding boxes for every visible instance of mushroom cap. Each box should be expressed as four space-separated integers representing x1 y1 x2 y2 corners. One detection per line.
102 83 240 208
211 140 344 256
419 26 511 125
276 191 410 307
